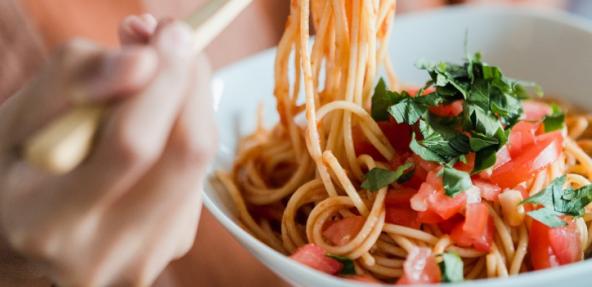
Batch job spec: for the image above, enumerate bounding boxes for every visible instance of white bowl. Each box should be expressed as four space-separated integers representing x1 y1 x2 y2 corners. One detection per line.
204 5 592 287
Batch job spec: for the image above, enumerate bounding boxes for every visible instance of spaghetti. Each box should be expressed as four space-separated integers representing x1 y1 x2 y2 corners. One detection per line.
216 0 592 283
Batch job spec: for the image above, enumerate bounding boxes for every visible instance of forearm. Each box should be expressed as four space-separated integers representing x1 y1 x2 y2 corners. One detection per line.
0 0 46 103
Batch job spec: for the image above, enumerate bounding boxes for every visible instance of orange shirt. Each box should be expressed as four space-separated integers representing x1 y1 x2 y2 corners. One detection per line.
19 0 143 48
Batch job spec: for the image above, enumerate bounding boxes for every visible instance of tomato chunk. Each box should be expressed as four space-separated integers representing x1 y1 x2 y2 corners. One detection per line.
523 101 551 121
463 203 489 238
385 187 417 208
323 216 365 246
381 118 413 152
411 172 467 223
386 207 420 229
430 100 464 117
290 244 343 275
508 121 540 158
490 131 563 189
397 247 441 284
529 219 582 270
450 204 494 252
473 179 502 201
353 125 383 160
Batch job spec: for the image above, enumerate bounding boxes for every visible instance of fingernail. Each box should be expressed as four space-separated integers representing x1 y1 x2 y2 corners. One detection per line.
76 48 158 103
154 22 194 57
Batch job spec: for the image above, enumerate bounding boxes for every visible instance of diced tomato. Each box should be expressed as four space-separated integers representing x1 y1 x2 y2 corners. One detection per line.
425 170 444 190
463 203 489 239
529 218 582 270
380 118 413 152
323 216 365 246
494 146 512 170
430 100 464 117
354 118 414 159
508 121 540 158
400 154 436 189
411 172 467 223
523 101 551 121
549 221 582 265
473 179 502 201
290 244 343 275
450 205 494 252
353 125 383 160
454 152 475 172
437 214 464 234
385 187 417 208
386 207 420 229
490 131 563 189
417 209 445 224
428 190 467 220
397 247 441 285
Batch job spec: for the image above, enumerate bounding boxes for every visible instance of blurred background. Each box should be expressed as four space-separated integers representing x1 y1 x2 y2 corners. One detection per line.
12 0 592 70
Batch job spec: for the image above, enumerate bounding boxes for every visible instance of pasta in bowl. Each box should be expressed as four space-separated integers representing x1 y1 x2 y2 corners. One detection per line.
204 4 592 286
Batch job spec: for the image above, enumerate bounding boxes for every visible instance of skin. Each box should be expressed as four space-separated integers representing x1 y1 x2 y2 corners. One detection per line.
0 0 567 286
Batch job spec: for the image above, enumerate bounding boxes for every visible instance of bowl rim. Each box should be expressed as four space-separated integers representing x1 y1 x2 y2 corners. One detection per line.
204 5 592 286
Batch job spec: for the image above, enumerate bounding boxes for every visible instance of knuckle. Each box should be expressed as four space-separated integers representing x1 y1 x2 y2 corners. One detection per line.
110 124 161 168
173 126 218 164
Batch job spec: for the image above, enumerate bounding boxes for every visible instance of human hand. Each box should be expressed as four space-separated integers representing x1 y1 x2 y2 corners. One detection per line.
0 15 216 286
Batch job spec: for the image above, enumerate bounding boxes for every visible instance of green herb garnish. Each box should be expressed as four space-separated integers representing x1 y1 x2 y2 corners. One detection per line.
439 252 464 283
442 167 473 197
328 255 356 275
522 176 592 227
371 52 540 177
361 162 415 192
543 103 565 132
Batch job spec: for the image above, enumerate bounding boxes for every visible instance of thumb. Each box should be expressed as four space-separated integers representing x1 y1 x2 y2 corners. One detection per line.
0 39 158 148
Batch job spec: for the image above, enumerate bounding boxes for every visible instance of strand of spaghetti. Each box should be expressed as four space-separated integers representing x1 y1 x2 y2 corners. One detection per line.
316 100 395 158
433 236 451 254
307 199 372 256
446 246 486 258
281 179 326 252
389 234 416 253
509 224 528 275
528 169 548 197
299 0 338 198
486 202 515 259
342 0 364 180
323 151 369 214
353 3 370 106
244 156 313 204
486 250 497 278
308 187 386 256
311 1 332 88
383 224 439 245
349 210 385 258
374 256 404 268
361 253 376 266
377 241 407 258
216 171 285 252
567 173 591 187
568 116 588 139
360 259 403 278
494 244 509 277
362 1 378 103
466 257 486 280
243 161 267 189
566 138 592 179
